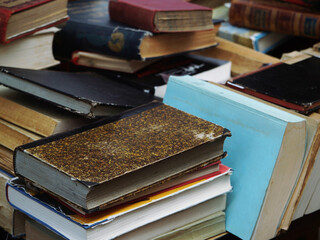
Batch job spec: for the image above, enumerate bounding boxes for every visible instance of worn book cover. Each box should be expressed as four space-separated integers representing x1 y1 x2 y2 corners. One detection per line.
108 0 213 33
0 66 156 118
227 56 320 115
53 0 218 61
13 102 230 212
0 0 68 43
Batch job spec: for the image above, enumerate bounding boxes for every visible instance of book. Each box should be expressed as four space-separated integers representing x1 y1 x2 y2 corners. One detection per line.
218 22 290 53
0 86 94 137
7 165 232 240
0 27 59 70
0 0 68 44
280 0 320 9
52 0 218 61
0 145 14 175
25 218 65 240
0 67 156 118
226 56 320 115
0 170 25 237
212 4 290 53
108 0 213 33
71 51 158 73
229 0 320 38
0 118 42 151
117 209 226 240
163 75 307 240
102 53 231 98
196 36 280 76
13 102 230 212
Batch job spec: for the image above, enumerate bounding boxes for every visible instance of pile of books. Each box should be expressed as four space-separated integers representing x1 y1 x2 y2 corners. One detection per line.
0 0 235 239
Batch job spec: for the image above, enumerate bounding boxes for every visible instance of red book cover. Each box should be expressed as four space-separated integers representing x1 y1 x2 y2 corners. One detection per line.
0 0 68 43
109 0 213 33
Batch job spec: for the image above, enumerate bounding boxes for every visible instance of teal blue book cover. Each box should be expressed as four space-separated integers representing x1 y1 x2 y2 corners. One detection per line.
163 76 306 240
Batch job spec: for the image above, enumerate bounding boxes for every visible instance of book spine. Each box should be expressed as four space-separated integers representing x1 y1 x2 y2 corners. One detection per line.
109 0 156 33
52 21 150 60
229 0 320 38
0 8 11 43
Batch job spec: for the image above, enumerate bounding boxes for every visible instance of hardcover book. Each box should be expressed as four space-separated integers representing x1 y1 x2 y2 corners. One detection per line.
108 0 213 33
0 27 59 70
164 76 306 240
0 66 156 118
13 102 230 212
0 0 68 43
226 56 320 115
229 0 320 38
7 165 232 240
52 0 218 61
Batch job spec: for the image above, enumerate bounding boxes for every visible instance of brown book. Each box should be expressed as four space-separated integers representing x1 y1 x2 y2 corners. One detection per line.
14 101 230 212
0 145 14 175
229 0 320 38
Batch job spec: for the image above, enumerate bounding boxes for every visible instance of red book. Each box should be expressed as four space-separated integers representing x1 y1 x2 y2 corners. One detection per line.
229 0 320 38
109 0 213 33
0 0 69 44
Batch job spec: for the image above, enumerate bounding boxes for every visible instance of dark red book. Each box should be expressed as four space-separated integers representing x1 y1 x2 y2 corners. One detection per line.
226 56 320 115
108 0 213 33
229 0 320 39
0 0 68 44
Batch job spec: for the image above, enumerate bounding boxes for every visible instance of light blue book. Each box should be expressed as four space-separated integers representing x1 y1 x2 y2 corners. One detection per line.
163 76 307 240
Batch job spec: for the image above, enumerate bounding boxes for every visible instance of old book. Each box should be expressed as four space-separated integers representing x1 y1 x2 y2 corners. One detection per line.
0 145 14 175
164 76 307 240
7 166 232 240
52 0 218 61
196 36 280 76
14 102 230 212
0 0 68 44
0 66 156 118
26 218 65 240
226 56 320 115
0 86 94 137
71 51 157 73
229 0 320 38
0 170 25 237
117 198 226 240
0 27 59 70
108 0 213 33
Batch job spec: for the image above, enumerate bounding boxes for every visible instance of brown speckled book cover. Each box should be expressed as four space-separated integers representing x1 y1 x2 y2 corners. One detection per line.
14 101 230 210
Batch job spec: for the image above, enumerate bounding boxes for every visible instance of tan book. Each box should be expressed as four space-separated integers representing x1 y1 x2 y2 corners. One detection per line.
0 145 14 176
0 86 93 137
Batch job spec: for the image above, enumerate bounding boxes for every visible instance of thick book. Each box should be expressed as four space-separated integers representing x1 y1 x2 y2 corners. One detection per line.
226 56 320 115
163 76 307 240
13 102 230 212
0 0 68 43
0 145 14 175
7 165 232 240
52 0 218 61
0 86 94 137
229 0 320 38
0 27 59 70
0 66 156 118
108 0 213 33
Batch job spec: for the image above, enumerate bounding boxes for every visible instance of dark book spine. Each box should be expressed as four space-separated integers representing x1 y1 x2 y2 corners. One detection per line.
229 0 320 38
109 0 156 32
281 0 320 9
52 21 149 60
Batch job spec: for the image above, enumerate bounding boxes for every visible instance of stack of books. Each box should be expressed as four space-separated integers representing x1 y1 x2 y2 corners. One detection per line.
0 0 69 69
7 101 232 240
52 0 232 98
0 0 235 239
